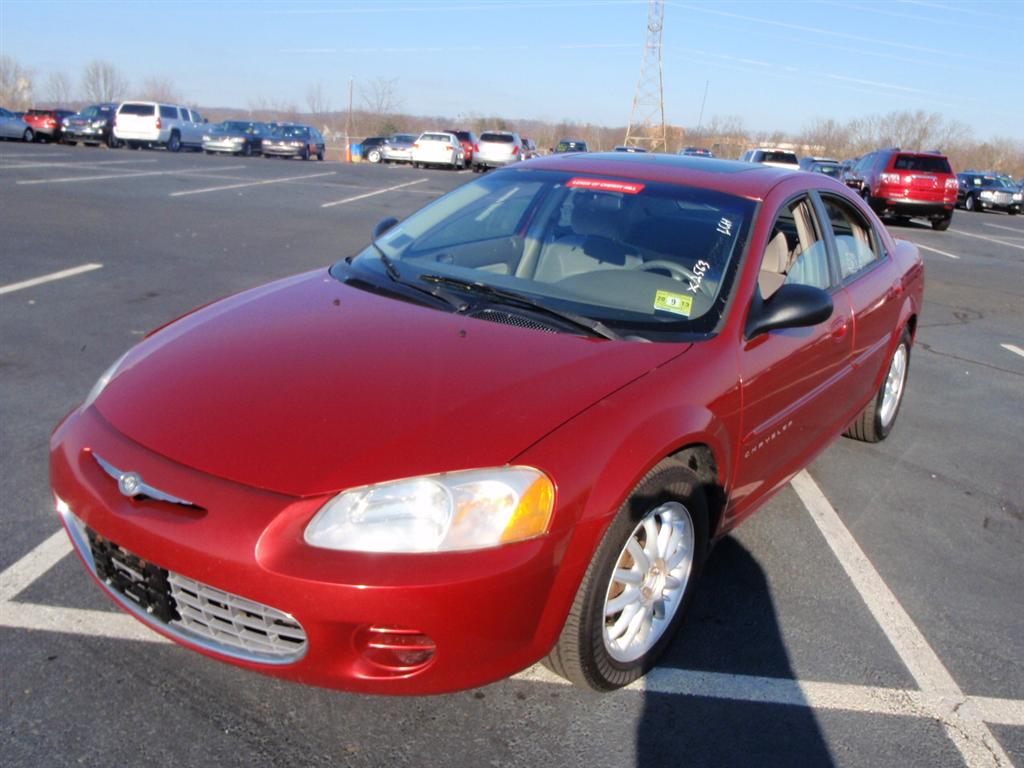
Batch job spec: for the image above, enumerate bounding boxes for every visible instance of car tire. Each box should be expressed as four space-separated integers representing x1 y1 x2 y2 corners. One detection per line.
242 142 252 157
167 131 181 153
544 459 708 691
317 149 324 161
845 328 911 443
367 149 381 163
107 133 121 149
64 139 77 146
931 216 951 231
301 147 310 161
22 128 34 143
1009 207 1019 216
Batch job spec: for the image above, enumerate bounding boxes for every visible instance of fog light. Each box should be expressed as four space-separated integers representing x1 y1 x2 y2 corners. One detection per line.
358 626 436 670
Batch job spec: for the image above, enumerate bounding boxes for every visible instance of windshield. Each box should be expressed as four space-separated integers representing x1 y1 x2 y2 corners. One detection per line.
273 126 309 138
815 163 841 177
335 168 754 339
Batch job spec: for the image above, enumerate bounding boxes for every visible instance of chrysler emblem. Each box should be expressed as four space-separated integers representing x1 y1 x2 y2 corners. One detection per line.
117 472 143 498
93 453 199 509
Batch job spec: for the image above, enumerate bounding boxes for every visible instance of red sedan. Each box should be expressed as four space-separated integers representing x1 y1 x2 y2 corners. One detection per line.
51 154 923 694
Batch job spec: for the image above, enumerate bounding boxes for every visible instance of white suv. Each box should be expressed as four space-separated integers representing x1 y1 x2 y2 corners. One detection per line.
740 147 800 170
410 132 465 169
113 101 207 151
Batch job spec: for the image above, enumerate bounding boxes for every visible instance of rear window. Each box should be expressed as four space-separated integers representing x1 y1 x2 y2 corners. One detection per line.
421 133 451 142
480 133 514 143
892 154 951 174
759 151 798 164
120 103 155 117
27 109 51 116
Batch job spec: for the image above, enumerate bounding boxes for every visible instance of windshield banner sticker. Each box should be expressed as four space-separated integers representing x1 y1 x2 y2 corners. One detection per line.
567 178 645 195
653 290 693 316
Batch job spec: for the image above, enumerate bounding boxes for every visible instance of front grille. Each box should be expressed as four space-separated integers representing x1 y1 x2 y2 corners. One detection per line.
168 573 307 660
469 308 558 333
994 192 1011 204
69 514 307 664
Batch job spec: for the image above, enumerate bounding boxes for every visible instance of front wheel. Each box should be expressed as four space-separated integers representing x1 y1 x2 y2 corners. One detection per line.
545 460 708 690
22 128 34 143
167 132 181 152
845 328 911 442
317 148 324 161
107 133 121 148
367 149 381 163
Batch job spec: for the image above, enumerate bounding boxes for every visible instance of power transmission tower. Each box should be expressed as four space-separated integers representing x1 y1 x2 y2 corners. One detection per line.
624 0 667 152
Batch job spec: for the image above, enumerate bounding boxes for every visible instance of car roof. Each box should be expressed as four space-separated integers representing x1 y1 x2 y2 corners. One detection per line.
521 152 797 200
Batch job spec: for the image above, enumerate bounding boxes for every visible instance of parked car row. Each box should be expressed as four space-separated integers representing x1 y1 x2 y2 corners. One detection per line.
360 129 543 171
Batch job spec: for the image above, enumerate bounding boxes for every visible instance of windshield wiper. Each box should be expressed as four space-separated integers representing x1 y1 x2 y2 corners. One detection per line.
417 274 621 340
366 242 468 312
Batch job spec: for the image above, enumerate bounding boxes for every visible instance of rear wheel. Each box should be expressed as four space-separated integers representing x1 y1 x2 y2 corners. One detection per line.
317 148 324 161
22 128 34 143
845 328 911 442
544 460 708 690
931 215 951 231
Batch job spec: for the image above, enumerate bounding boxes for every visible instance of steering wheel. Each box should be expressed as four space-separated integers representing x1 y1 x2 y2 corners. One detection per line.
635 260 697 282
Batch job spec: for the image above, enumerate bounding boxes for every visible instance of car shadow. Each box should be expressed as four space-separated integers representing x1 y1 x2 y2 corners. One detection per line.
635 536 833 767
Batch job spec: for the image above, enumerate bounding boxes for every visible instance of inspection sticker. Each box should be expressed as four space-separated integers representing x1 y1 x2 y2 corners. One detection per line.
653 290 693 316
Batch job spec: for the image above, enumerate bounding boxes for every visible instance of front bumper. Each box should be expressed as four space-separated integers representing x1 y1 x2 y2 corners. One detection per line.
203 138 248 154
976 194 1021 212
50 407 569 694
262 144 304 157
64 126 108 142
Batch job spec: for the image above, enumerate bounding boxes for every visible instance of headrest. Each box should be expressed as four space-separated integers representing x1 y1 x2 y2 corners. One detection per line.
762 231 790 274
571 193 624 240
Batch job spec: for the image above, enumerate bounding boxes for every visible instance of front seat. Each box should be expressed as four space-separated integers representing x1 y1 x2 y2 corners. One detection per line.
757 230 791 298
533 193 639 282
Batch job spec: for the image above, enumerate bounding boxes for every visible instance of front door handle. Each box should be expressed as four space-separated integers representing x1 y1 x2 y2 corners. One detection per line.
830 318 848 339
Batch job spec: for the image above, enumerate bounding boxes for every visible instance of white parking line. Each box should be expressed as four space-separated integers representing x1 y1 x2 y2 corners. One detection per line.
0 152 66 159
16 165 247 185
948 228 1024 252
914 243 961 259
0 263 103 296
983 223 1024 235
1000 343 1024 359
169 171 337 197
1 159 159 171
0 530 71 600
791 470 1011 768
321 178 428 208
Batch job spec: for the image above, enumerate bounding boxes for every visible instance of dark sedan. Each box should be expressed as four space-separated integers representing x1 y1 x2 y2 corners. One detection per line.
262 125 325 160
62 104 120 147
553 139 588 153
957 172 1022 214
202 121 270 156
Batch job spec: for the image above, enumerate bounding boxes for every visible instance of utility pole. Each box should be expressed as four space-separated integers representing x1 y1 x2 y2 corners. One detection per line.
346 77 354 163
624 0 667 152
696 79 709 135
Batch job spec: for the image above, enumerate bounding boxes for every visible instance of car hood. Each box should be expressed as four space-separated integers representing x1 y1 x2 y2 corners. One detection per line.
95 269 689 497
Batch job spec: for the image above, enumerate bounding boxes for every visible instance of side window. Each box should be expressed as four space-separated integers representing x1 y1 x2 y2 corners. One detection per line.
758 196 831 298
159 105 178 120
821 196 880 280
191 111 202 123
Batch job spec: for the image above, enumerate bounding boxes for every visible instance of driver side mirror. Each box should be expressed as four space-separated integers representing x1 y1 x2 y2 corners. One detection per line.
373 217 399 240
745 283 833 340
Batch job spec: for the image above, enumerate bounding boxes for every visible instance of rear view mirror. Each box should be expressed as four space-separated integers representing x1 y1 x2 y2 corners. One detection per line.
373 217 399 240
745 283 833 340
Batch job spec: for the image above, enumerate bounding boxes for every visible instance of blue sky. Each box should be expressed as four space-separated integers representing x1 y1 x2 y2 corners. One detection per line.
2 0 1022 138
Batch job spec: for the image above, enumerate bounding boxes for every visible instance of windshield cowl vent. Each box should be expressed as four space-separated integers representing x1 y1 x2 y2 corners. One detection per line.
468 309 559 333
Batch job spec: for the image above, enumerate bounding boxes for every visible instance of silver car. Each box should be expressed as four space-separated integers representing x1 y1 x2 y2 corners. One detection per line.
0 107 34 142
473 130 522 172
381 133 418 164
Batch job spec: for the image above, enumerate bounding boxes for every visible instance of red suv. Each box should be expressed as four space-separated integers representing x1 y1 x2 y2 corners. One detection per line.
845 148 957 230
443 129 478 165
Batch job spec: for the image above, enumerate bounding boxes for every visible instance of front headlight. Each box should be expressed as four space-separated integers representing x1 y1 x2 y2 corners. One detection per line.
304 467 555 553
83 350 131 409
980 190 994 199
1013 192 1022 201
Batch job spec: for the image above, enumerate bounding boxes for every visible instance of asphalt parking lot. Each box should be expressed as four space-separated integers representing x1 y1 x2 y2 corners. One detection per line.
1 142 1021 767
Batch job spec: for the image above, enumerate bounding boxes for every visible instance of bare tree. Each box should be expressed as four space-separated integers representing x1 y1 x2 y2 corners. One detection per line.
306 81 331 120
141 76 180 104
45 72 74 107
0 55 35 110
81 60 128 103
360 77 402 116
